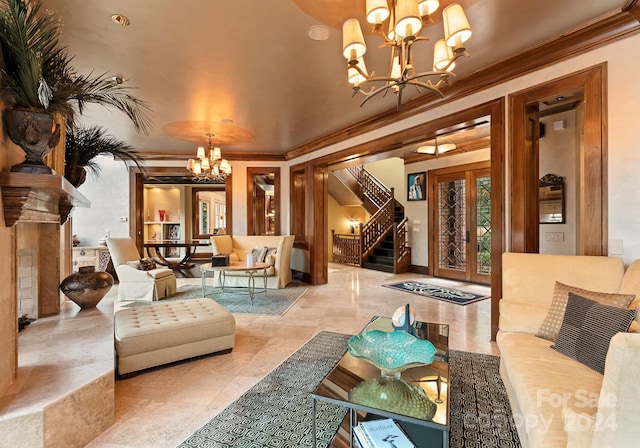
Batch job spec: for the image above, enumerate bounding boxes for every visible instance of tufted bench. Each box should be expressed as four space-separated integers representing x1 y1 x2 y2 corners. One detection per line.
114 298 235 376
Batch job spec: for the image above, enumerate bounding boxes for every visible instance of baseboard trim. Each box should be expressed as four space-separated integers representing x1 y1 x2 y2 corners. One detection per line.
408 265 429 275
291 269 311 284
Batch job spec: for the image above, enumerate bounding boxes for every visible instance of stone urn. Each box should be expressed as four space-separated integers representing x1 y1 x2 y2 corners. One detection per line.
3 109 61 174
60 266 114 309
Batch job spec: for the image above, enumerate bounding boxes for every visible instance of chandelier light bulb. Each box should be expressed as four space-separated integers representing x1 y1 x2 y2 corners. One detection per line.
342 18 367 61
443 3 472 48
433 38 455 71
394 0 422 38
366 0 390 25
418 0 440 17
348 58 369 85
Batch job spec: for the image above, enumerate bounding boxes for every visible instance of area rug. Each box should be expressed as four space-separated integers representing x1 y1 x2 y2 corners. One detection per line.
383 281 490 305
177 332 520 448
122 285 307 315
178 331 351 448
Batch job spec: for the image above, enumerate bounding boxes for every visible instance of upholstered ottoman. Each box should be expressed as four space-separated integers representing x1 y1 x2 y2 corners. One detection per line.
114 298 235 375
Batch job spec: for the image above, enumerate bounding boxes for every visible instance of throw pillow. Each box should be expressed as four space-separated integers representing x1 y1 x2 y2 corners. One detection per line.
264 246 277 263
138 258 157 271
536 282 635 342
553 293 637 374
127 260 141 270
251 247 268 264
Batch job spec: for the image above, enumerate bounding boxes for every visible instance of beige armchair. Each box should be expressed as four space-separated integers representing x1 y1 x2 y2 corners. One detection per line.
106 237 177 301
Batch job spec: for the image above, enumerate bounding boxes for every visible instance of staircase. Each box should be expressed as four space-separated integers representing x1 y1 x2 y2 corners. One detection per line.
332 166 410 274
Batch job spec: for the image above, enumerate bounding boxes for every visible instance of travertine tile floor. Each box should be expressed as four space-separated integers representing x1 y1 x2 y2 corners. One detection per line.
87 263 497 447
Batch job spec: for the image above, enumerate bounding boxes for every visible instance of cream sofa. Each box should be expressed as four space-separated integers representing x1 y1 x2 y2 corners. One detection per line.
498 253 640 448
209 235 294 289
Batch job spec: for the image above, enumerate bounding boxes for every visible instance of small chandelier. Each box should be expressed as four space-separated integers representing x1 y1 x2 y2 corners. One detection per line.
342 0 472 109
186 133 232 182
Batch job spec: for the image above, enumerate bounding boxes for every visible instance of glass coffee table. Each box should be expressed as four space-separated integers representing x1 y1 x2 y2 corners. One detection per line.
200 261 270 303
311 317 450 448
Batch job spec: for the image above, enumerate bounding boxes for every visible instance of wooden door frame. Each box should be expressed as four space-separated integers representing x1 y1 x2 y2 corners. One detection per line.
509 63 607 255
304 98 505 337
428 161 491 284
129 167 233 252
246 167 281 235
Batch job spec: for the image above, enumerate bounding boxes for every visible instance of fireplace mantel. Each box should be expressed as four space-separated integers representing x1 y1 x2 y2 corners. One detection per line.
0 172 90 226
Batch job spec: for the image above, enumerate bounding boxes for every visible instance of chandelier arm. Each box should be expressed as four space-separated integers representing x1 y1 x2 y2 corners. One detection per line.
359 84 396 107
406 79 445 98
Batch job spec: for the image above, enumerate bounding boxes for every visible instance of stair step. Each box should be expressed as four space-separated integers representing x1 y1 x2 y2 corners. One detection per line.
375 247 394 257
367 255 394 265
362 262 395 273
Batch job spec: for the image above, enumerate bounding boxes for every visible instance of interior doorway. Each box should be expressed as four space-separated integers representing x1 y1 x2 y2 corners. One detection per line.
429 161 491 284
509 64 606 255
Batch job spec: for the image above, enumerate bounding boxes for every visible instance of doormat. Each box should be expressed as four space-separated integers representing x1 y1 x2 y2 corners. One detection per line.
383 281 490 305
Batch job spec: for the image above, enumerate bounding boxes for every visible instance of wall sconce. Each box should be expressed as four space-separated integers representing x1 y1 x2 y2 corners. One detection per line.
349 219 360 234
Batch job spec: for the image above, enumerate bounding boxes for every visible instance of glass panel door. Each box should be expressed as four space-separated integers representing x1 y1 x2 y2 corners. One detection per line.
431 164 491 284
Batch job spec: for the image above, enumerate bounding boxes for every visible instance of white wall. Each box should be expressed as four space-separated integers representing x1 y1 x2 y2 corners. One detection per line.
71 156 131 246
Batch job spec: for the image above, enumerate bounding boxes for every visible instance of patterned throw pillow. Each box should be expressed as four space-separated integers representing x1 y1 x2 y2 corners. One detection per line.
264 247 278 265
536 282 635 342
553 293 637 374
138 258 157 271
251 247 268 263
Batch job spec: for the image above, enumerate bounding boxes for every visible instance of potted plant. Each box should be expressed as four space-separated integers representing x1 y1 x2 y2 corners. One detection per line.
0 0 151 174
64 125 145 187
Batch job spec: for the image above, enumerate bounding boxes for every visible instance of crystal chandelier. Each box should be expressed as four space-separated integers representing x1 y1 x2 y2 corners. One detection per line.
342 0 472 108
186 133 232 182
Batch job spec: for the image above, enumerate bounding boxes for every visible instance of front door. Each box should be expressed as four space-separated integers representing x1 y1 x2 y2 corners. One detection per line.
429 161 491 284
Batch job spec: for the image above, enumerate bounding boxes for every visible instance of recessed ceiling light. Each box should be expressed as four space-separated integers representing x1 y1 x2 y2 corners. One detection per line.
308 25 330 41
220 118 234 124
111 75 126 84
111 14 130 27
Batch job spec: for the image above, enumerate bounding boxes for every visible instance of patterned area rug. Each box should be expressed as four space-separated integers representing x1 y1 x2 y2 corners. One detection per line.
383 281 490 305
122 285 307 315
178 331 351 448
177 332 520 448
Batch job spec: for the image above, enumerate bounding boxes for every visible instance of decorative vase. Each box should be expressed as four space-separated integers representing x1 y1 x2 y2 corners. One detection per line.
60 266 114 309
64 164 87 187
158 209 166 221
3 109 61 174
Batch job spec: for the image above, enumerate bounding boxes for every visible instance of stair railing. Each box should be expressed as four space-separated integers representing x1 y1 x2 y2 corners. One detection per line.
346 166 391 209
393 217 410 271
360 197 395 262
331 230 361 266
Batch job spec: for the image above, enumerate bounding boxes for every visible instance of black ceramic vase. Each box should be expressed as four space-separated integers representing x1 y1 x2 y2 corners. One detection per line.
3 109 61 174
60 266 114 309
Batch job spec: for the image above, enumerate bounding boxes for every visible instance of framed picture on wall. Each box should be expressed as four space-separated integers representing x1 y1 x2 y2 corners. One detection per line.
407 172 426 201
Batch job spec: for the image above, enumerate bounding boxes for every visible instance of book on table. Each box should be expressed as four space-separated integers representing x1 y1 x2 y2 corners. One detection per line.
355 418 416 448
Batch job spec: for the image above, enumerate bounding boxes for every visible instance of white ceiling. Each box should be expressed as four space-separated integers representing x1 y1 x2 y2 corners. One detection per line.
41 0 625 159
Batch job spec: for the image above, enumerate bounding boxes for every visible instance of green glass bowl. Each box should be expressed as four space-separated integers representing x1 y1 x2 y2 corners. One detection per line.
347 330 436 374
349 376 437 420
